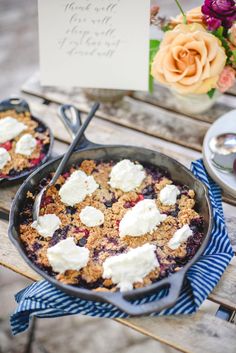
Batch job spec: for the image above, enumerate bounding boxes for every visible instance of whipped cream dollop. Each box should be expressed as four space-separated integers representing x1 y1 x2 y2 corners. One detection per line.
0 147 11 170
15 133 37 156
0 117 27 143
168 224 193 250
80 206 104 227
31 214 61 238
119 199 167 237
109 159 146 192
59 170 99 206
47 237 90 273
103 243 159 292
159 185 180 205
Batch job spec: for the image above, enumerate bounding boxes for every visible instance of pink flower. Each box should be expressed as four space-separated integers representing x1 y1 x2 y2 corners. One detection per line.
217 66 235 93
150 5 159 17
150 5 160 25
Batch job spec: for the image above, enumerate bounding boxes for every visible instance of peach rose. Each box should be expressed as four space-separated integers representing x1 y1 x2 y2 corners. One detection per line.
171 7 204 26
151 24 227 94
217 66 235 93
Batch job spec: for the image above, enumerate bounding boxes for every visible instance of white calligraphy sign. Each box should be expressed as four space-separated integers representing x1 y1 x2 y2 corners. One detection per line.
38 0 150 90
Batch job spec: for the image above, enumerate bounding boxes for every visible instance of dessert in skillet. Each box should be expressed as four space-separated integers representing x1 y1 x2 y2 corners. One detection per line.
20 159 205 292
0 110 50 179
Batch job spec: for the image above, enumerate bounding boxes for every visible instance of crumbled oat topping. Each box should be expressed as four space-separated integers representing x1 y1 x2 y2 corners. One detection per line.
0 110 50 177
19 160 204 291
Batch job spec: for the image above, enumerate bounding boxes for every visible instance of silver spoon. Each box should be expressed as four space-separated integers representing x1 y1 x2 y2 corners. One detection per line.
209 133 236 173
32 102 100 221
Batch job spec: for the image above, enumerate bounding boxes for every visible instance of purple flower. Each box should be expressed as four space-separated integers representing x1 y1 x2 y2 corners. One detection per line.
205 16 222 30
202 0 236 29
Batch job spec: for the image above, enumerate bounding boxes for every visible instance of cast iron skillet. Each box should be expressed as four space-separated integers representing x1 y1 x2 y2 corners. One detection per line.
8 105 213 316
0 97 53 186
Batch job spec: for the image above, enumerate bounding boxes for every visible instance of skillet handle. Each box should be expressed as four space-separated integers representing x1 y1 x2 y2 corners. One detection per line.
0 97 30 113
58 104 100 150
104 271 185 316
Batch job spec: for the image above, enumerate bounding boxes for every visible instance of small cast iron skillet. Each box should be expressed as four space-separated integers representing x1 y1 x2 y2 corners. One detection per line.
8 105 213 316
0 97 53 186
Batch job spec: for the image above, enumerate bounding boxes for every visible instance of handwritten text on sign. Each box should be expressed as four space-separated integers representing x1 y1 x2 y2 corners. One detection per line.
38 0 150 90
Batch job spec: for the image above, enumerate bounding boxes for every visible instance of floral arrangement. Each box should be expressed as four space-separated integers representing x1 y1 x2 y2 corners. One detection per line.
150 0 236 97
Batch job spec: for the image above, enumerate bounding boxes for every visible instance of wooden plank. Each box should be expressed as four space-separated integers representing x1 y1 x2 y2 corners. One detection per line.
0 184 18 213
210 262 236 310
27 96 201 162
133 84 234 124
1 218 236 353
224 194 236 207
1 95 235 216
0 220 41 280
225 216 236 251
117 313 236 353
22 73 210 151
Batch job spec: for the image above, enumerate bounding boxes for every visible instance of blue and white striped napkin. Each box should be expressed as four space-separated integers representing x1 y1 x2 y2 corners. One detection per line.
11 159 234 335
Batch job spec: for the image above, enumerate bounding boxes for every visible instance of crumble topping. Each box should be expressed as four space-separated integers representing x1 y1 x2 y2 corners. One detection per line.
19 159 205 292
0 110 50 178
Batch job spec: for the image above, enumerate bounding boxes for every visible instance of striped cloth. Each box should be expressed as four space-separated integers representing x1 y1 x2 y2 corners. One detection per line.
11 159 234 335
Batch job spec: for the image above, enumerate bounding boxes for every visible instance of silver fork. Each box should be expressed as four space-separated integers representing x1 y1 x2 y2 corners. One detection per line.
32 102 100 221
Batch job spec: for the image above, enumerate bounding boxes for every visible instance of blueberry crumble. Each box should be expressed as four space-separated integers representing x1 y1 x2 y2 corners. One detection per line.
19 159 205 292
0 109 50 179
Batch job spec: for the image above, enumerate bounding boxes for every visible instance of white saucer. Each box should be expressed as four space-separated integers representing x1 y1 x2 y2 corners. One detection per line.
203 109 236 199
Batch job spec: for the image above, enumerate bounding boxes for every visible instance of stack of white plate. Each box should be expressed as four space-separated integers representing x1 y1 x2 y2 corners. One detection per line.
203 109 236 199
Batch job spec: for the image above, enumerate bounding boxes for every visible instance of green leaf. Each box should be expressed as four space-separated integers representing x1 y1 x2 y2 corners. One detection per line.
232 49 236 63
150 39 161 61
207 88 216 99
162 24 171 32
212 26 224 40
149 39 161 93
149 75 154 93
212 26 234 64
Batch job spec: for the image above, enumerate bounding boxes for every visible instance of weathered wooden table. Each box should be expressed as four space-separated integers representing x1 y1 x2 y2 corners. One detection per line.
1 73 236 353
